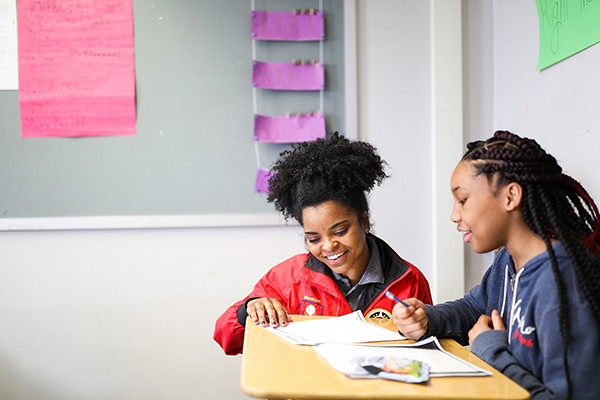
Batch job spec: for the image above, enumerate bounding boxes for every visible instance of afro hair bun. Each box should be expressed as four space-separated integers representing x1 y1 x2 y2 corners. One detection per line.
267 132 388 222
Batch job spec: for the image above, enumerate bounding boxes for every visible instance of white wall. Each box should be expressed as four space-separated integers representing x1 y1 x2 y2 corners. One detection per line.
0 227 305 400
462 0 497 290
356 0 434 288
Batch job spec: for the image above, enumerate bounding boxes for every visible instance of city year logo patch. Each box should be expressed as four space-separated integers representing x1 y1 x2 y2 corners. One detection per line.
366 308 392 320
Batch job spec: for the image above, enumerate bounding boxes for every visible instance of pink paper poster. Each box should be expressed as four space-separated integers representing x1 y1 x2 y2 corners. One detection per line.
254 113 325 143
253 61 324 91
17 0 136 138
255 168 273 194
251 11 324 41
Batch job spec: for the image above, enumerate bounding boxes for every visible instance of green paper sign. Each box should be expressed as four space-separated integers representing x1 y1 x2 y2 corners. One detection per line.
536 0 600 70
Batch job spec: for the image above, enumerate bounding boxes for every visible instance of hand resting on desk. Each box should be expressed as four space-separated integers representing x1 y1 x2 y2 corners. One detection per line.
247 297 292 328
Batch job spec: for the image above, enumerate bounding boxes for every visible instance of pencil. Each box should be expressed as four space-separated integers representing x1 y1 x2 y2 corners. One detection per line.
385 290 410 308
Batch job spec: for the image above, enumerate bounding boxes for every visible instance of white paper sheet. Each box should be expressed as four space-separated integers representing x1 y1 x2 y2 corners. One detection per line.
314 337 492 378
265 311 406 345
0 0 18 90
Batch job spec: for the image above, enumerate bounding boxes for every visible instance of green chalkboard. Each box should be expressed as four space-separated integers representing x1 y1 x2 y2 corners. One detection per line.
0 0 345 224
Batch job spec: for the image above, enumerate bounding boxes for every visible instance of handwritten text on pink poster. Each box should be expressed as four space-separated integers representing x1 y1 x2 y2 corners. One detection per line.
254 113 325 143
252 61 324 91
251 11 324 41
18 0 136 138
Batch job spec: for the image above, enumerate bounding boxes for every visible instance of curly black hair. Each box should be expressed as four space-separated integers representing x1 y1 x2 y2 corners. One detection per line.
463 130 600 400
267 132 388 225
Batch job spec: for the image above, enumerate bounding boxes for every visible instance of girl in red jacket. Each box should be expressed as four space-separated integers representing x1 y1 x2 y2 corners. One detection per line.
214 132 432 355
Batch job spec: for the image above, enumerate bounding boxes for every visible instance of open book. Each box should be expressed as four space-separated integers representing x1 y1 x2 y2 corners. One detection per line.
314 337 491 379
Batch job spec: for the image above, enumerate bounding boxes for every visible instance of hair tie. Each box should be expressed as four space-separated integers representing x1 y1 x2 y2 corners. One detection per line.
482 140 521 152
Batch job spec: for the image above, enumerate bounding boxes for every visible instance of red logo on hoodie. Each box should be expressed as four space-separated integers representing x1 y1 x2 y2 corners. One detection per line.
514 330 533 347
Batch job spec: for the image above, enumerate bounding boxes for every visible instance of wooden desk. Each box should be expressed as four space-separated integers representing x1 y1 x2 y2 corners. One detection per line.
241 315 530 400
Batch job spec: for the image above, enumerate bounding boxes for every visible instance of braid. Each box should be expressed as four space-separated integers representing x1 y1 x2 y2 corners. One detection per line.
531 183 571 400
464 130 600 400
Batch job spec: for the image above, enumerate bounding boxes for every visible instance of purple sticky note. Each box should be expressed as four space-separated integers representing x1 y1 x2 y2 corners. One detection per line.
254 113 325 143
255 168 273 194
252 61 324 91
251 10 324 41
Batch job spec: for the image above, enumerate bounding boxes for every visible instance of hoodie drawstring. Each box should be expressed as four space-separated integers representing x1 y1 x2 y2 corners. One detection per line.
508 267 525 344
500 265 509 318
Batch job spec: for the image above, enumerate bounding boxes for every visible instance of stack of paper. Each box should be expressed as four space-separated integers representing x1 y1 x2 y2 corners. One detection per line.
265 311 405 345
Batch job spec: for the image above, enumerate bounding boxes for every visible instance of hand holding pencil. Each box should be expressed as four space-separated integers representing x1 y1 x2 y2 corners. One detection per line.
390 294 429 340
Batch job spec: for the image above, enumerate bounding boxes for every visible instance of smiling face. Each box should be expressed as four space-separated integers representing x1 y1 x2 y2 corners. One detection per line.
450 161 513 254
302 200 370 286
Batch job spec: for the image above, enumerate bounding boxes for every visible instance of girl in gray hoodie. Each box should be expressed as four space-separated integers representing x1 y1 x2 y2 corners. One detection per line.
393 131 600 400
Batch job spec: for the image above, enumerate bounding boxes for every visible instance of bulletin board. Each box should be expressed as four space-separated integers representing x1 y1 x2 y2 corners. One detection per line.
0 0 349 229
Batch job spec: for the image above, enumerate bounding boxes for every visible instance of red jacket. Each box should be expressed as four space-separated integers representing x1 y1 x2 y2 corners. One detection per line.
214 235 432 355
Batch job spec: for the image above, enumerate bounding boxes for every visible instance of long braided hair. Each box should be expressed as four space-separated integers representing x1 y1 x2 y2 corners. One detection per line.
463 130 600 399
